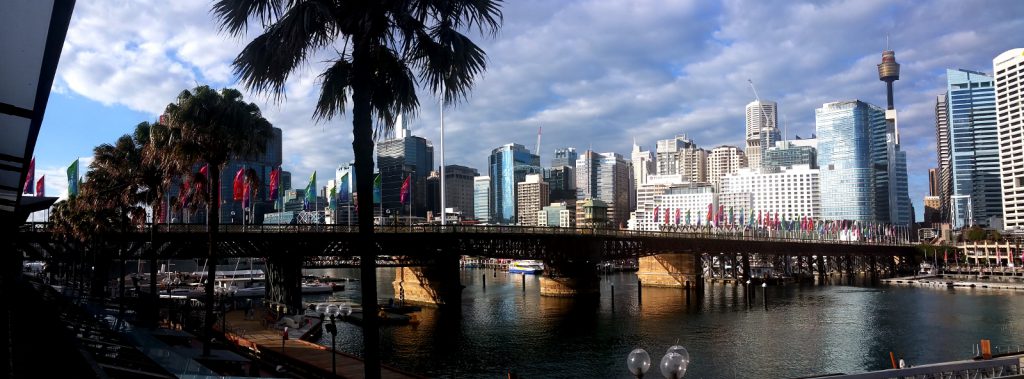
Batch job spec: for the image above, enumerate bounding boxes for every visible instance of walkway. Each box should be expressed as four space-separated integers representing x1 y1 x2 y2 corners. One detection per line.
219 307 420 378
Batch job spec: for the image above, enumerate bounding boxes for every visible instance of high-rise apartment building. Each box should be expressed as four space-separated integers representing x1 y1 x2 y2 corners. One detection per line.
631 141 655 208
994 48 1024 231
706 145 747 191
816 100 886 223
473 176 491 223
745 100 779 170
944 69 999 228
376 116 433 217
516 174 549 226
538 202 574 227
489 143 541 224
935 94 951 223
655 135 707 183
546 166 576 203
576 151 631 228
928 168 940 197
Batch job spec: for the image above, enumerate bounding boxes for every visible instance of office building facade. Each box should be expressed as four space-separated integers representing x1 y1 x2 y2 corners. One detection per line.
473 176 491 223
576 151 631 228
720 165 820 222
655 135 707 183
376 119 433 217
944 69 999 228
815 101 885 223
489 143 541 224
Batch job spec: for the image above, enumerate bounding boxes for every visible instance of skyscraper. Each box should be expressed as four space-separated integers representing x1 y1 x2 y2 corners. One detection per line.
745 100 778 170
631 140 655 193
551 147 578 169
763 141 816 173
935 94 951 223
994 48 1024 231
442 165 479 220
655 135 707 183
816 100 886 223
489 143 541 224
516 174 549 226
706 145 747 191
473 176 491 223
376 116 433 217
928 168 940 197
576 151 631 228
944 69 999 228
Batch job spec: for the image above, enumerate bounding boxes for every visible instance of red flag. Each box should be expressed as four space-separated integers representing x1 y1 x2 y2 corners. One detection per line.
706 203 712 222
242 182 251 208
675 208 681 225
35 175 44 197
943 250 948 264
179 179 190 207
400 175 411 205
269 168 280 200
233 167 245 200
757 210 762 226
664 208 670 224
23 157 34 194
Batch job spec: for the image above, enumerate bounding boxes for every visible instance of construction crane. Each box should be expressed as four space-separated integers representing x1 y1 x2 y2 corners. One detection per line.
535 126 542 160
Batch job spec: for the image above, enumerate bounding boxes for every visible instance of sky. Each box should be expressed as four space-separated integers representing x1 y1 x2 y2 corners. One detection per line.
31 0 1024 221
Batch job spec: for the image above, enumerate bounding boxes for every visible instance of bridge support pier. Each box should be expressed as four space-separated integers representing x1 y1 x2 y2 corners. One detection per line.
638 253 701 289
266 253 303 314
816 255 826 285
741 252 751 282
392 254 463 308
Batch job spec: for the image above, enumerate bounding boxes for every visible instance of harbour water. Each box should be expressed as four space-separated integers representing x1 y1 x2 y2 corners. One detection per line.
304 268 1024 378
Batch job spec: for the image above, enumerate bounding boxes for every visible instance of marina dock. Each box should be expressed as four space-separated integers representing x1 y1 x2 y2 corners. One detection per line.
218 307 421 378
881 275 1024 291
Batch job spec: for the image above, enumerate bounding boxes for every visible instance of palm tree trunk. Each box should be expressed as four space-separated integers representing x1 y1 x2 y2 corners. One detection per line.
351 42 381 379
203 164 220 357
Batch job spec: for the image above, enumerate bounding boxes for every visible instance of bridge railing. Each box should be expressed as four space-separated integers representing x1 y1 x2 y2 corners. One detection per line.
18 222 913 248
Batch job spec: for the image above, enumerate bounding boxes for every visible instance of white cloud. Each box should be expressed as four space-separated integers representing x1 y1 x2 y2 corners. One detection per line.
47 0 1024 218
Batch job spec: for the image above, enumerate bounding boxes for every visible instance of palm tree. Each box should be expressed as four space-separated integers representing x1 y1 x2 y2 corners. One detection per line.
212 3 502 374
162 85 274 356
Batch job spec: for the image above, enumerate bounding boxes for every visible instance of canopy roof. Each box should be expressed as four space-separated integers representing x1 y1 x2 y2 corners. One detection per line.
0 0 75 226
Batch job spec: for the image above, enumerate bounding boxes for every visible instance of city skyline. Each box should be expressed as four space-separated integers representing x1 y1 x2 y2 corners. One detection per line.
29 0 1024 222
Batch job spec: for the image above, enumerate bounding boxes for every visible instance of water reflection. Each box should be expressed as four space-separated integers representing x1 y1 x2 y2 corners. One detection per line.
305 268 1024 378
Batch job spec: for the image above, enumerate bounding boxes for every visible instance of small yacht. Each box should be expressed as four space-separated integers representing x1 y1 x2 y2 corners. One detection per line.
918 263 935 276
508 260 544 274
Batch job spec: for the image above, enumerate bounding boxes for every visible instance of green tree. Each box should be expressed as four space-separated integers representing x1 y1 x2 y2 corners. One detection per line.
212 2 502 374
162 86 273 356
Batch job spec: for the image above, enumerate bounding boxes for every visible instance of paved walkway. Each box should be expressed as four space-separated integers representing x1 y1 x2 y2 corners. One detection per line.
219 307 420 378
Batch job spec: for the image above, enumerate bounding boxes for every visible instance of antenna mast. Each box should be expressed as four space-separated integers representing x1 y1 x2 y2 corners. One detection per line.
748 79 773 140
535 126 542 161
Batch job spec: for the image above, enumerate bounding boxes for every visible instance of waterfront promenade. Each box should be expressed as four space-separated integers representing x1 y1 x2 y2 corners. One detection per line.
219 307 420 378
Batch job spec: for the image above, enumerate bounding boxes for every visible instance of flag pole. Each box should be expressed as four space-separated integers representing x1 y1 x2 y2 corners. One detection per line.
440 82 446 226
408 174 413 231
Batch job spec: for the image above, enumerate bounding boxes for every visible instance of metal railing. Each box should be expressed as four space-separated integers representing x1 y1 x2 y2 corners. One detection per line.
19 222 913 248
823 353 1023 379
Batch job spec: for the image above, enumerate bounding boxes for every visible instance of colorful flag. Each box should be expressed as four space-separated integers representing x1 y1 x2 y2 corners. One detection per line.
36 175 44 197
944 250 948 264
233 167 245 200
67 159 79 198
706 203 713 222
664 208 670 224
653 207 660 222
739 210 745 226
199 164 208 177
23 157 34 194
329 182 337 210
269 168 280 200
179 179 189 208
304 171 317 210
685 209 691 225
372 173 382 204
339 172 350 203
399 175 411 205
675 208 681 225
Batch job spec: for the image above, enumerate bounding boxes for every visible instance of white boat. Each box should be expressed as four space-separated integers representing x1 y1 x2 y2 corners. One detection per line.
508 260 544 274
918 263 935 276
302 282 333 294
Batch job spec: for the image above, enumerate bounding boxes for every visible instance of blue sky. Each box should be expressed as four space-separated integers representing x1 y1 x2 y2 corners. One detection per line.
32 0 1024 220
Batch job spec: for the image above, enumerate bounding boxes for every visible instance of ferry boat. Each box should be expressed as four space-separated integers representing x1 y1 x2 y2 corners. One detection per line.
508 260 544 274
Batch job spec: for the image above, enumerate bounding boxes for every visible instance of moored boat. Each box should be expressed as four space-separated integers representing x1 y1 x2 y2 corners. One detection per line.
508 260 544 274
